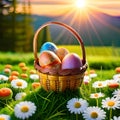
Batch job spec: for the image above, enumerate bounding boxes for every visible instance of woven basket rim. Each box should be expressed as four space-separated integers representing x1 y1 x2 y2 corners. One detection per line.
34 60 87 76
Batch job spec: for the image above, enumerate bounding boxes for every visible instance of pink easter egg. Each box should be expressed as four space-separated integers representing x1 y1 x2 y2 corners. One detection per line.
62 53 82 70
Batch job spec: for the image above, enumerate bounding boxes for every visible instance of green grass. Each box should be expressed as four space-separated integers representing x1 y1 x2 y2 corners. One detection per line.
0 77 119 120
59 45 120 56
0 52 34 65
0 46 120 119
0 46 120 70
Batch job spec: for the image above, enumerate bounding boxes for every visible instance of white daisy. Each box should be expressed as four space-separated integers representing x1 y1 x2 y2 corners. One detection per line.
92 81 107 88
83 76 91 84
82 106 106 120
102 97 120 110
66 98 88 114
112 89 120 100
0 114 11 120
11 79 28 89
89 73 97 78
90 92 105 99
15 92 27 100
14 101 37 120
113 116 120 120
112 89 120 96
0 75 8 81
113 74 120 83
29 74 39 81
106 79 119 84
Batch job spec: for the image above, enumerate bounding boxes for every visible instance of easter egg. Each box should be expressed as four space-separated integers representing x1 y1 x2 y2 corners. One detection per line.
9 75 18 81
39 51 61 68
21 73 28 79
55 47 69 61
40 42 58 53
11 71 19 76
5 64 12 69
62 53 82 70
4 68 11 74
32 82 41 89
115 67 120 73
0 87 13 100
18 62 26 68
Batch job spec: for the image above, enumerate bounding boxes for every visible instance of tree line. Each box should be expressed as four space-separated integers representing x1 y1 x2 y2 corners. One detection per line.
0 0 51 52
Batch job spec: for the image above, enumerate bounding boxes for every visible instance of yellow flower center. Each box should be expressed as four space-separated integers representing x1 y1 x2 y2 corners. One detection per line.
108 101 115 107
74 102 81 108
94 93 99 97
0 117 5 120
21 94 26 98
16 82 23 87
91 112 98 118
1 77 4 80
98 83 102 86
21 105 29 112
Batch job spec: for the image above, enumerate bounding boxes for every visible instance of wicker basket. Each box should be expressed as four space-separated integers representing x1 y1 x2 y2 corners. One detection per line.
33 21 87 92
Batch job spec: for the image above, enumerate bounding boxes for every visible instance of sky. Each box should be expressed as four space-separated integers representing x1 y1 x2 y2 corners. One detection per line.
18 0 120 17
16 0 120 48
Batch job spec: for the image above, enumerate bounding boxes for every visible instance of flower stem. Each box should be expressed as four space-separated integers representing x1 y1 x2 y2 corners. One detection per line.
96 98 99 106
76 114 78 120
109 108 112 120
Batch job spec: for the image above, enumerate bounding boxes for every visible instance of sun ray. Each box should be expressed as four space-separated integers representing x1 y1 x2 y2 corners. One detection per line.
75 0 86 8
36 0 120 50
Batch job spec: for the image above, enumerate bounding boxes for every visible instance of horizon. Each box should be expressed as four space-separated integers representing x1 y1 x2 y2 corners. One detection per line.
18 0 120 17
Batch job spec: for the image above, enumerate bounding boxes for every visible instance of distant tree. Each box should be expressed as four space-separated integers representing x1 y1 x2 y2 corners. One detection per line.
37 26 52 51
14 0 33 52
0 0 33 52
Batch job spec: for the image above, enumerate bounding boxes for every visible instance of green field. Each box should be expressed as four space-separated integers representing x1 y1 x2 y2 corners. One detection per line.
0 46 120 120
0 46 120 79
0 46 120 70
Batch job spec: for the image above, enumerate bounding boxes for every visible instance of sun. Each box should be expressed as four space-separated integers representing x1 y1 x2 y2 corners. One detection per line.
75 0 86 9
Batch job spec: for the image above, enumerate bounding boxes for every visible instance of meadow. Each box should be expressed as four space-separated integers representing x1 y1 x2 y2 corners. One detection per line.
0 46 120 120
0 45 120 70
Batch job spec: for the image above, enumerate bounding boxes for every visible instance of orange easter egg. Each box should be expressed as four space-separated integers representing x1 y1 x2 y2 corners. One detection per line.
9 75 18 81
55 47 69 61
39 51 61 67
11 71 19 76
115 67 120 73
21 66 29 72
5 64 12 69
32 82 41 89
29 70 36 74
19 62 26 68
21 73 28 79
0 88 13 100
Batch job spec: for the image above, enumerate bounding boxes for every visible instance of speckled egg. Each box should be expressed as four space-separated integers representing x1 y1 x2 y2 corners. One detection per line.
40 42 58 53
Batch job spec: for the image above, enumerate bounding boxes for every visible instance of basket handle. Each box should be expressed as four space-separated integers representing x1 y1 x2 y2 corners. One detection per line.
33 21 86 65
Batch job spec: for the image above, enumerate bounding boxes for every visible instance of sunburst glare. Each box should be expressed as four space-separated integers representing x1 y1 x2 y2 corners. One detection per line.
52 0 119 55
75 0 86 9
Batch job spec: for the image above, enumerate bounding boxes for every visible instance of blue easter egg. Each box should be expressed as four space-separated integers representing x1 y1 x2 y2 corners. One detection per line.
40 42 58 53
